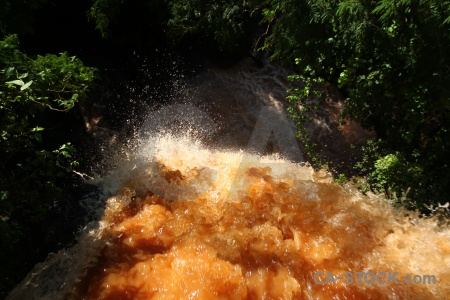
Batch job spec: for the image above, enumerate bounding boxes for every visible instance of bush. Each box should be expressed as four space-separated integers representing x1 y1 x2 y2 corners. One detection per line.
0 34 96 294
263 0 450 212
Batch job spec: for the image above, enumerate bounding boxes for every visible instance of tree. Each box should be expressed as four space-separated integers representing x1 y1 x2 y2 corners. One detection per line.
0 34 96 294
263 0 450 211
88 0 259 55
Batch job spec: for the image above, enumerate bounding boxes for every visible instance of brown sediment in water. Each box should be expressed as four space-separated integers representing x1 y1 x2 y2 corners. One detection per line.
79 136 450 299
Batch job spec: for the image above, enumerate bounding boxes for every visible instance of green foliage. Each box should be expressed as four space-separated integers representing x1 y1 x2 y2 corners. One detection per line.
88 0 122 38
256 0 450 212
0 35 96 292
355 140 429 210
165 0 256 52
88 0 258 53
335 173 348 185
286 58 329 167
258 0 334 65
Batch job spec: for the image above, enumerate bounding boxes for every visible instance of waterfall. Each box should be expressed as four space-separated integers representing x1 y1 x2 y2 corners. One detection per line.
8 58 450 299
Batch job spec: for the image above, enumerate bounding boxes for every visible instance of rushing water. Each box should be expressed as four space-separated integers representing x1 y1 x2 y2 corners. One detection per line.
8 59 450 299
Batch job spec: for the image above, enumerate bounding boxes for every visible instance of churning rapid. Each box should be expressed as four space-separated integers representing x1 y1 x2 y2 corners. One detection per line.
8 59 450 299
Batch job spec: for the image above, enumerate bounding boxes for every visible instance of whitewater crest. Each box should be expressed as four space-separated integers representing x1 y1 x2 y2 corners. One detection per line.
9 133 450 300
8 60 450 299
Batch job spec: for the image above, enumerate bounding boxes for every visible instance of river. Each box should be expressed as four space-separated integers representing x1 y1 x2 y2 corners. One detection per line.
7 58 450 299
